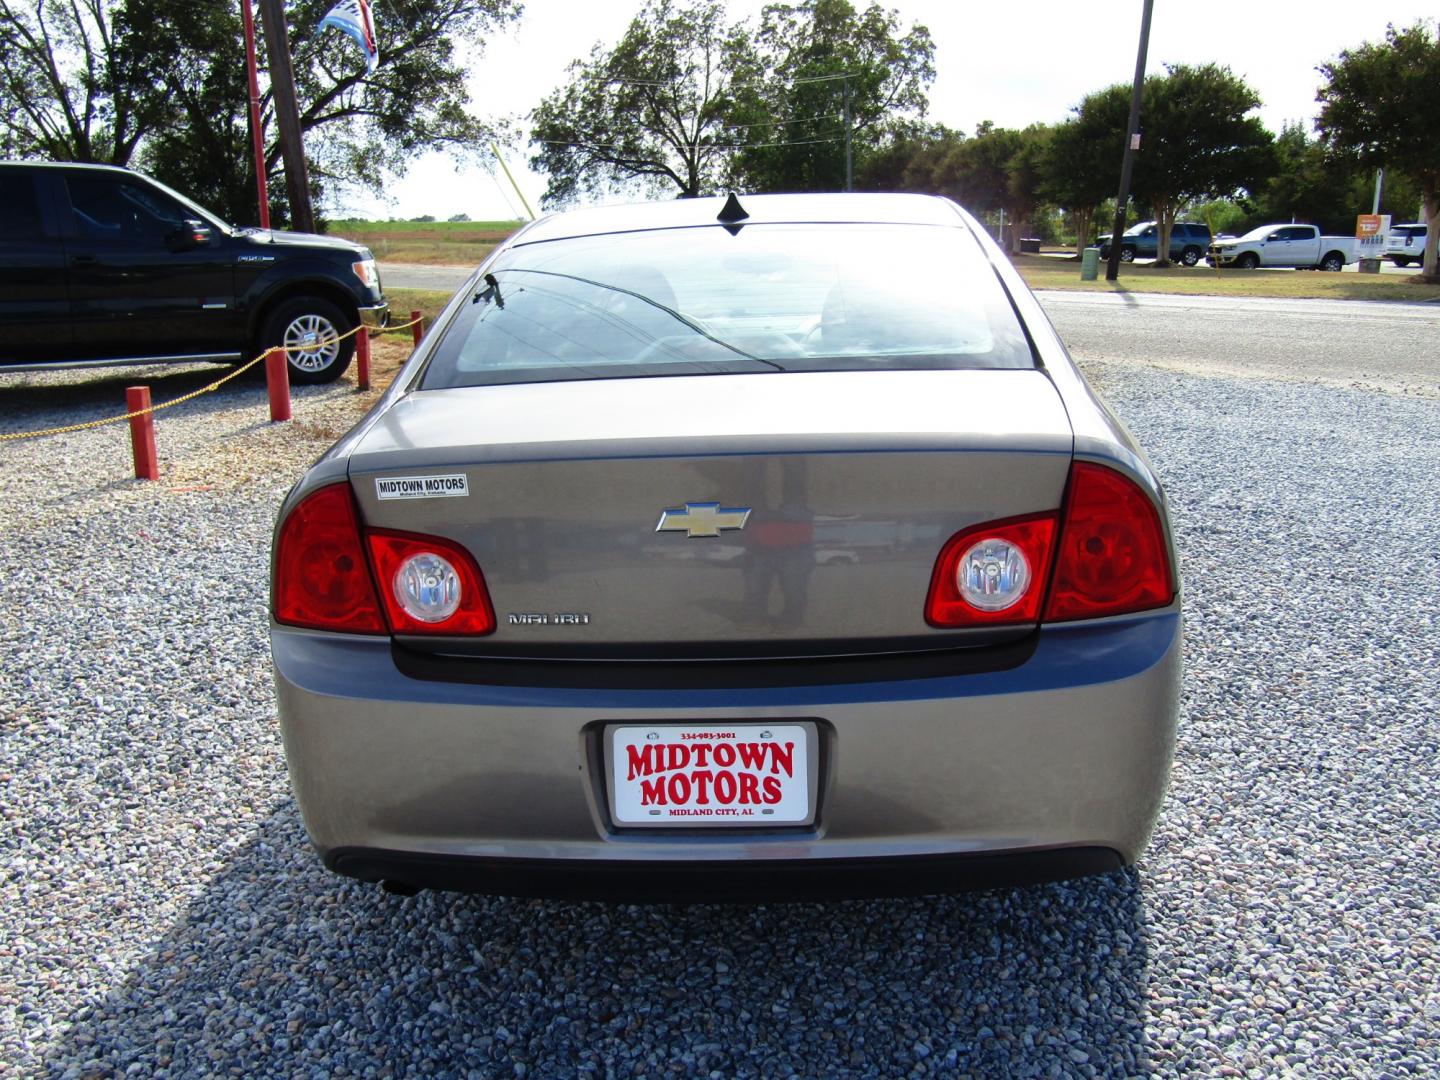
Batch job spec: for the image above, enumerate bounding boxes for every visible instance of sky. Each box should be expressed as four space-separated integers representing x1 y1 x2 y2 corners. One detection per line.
333 0 1438 222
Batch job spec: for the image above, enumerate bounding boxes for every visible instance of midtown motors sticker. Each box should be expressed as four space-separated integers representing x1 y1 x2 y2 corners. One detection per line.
374 474 469 499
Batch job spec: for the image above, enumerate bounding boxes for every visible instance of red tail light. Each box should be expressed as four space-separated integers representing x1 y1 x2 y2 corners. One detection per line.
1045 462 1174 622
924 462 1173 628
366 530 495 635
925 514 1057 627
274 484 496 636
273 483 385 633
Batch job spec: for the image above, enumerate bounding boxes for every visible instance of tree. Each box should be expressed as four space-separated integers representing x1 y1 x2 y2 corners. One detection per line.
0 0 521 225
727 0 934 193
1318 20 1440 280
929 121 1010 214
1241 121 1421 236
1131 64 1272 266
853 121 961 192
529 0 751 204
1042 88 1128 256
919 122 1049 253
999 124 1050 253
0 0 161 162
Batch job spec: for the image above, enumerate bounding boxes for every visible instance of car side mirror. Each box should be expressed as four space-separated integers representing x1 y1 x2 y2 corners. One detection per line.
166 220 213 252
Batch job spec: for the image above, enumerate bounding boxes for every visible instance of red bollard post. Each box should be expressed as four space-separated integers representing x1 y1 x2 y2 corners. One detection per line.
355 328 371 391
126 386 159 481
410 309 424 347
265 346 292 422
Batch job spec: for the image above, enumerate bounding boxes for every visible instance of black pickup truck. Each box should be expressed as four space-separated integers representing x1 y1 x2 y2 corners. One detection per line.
0 161 387 383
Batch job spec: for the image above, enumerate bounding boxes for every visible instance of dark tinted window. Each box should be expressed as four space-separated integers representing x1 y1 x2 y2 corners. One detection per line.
65 173 188 247
0 172 43 241
420 223 1036 389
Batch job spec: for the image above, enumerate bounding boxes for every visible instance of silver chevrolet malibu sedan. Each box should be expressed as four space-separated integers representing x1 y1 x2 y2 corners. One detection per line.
270 193 1180 901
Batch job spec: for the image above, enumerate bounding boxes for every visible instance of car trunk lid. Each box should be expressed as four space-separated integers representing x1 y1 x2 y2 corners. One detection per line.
348 370 1073 656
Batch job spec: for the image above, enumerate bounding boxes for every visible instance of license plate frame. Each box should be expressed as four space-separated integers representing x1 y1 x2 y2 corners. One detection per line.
606 721 820 829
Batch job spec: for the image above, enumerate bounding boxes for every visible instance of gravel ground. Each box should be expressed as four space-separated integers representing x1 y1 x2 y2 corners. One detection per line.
2 354 1438 1077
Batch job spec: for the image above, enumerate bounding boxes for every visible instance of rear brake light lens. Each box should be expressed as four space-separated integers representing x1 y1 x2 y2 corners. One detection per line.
1045 462 1174 621
926 514 1057 626
273 483 385 633
366 530 495 635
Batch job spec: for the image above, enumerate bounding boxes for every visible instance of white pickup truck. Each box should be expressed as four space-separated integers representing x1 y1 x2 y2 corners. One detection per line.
1206 225 1356 271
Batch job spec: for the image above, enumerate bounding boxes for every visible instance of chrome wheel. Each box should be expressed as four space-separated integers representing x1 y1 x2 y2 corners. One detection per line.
283 313 341 373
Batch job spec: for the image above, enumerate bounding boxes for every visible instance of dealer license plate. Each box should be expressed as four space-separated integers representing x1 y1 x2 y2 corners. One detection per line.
608 722 816 827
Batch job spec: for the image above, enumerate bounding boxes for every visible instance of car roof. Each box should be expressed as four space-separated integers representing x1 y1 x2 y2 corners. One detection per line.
513 192 966 245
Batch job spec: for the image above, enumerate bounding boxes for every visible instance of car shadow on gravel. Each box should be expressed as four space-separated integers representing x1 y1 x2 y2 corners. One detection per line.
46 804 1153 1077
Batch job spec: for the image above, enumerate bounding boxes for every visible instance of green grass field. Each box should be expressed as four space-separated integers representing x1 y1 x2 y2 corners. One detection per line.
329 219 523 265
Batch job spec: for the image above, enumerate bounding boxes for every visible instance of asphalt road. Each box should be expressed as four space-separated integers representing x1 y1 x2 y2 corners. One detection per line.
1039 291 1440 399
383 261 476 292
379 262 1440 398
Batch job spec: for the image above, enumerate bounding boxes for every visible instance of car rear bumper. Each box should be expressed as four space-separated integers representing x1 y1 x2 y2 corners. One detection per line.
327 846 1125 901
272 611 1181 898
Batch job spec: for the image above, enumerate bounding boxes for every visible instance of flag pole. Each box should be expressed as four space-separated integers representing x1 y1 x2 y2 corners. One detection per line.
491 143 535 220
241 0 271 228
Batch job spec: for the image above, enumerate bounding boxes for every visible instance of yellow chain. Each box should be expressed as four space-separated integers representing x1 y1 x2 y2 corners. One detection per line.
0 316 423 443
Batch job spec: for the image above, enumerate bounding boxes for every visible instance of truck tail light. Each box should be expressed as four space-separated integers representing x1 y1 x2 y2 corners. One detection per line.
925 514 1057 627
1044 462 1174 622
366 530 496 635
273 483 385 633
274 484 495 636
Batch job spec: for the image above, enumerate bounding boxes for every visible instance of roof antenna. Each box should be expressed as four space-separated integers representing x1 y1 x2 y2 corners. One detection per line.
717 192 749 234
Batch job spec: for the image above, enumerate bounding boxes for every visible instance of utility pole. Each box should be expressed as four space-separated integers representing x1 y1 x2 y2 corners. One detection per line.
240 0 271 228
842 75 853 192
258 0 315 234
1372 168 1384 214
1104 0 1154 282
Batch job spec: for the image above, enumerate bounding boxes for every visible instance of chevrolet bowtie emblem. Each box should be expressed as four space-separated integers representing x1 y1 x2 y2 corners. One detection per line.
655 502 752 539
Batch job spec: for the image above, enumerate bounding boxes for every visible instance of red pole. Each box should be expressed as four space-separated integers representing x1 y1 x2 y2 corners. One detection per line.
355 328 371 391
410 309 423 347
126 386 159 481
265 347 292 422
241 0 271 229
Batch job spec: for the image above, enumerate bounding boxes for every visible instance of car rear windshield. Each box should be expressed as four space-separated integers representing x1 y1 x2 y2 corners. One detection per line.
418 222 1036 389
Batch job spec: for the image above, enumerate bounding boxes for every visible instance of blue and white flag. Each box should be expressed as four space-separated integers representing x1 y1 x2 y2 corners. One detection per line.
319 0 379 74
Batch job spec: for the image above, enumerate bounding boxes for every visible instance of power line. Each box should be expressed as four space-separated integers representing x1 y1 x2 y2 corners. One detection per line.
606 71 855 89
536 134 846 152
697 111 847 134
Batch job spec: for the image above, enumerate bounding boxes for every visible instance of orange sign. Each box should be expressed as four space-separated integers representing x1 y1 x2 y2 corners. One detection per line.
1356 215 1384 238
